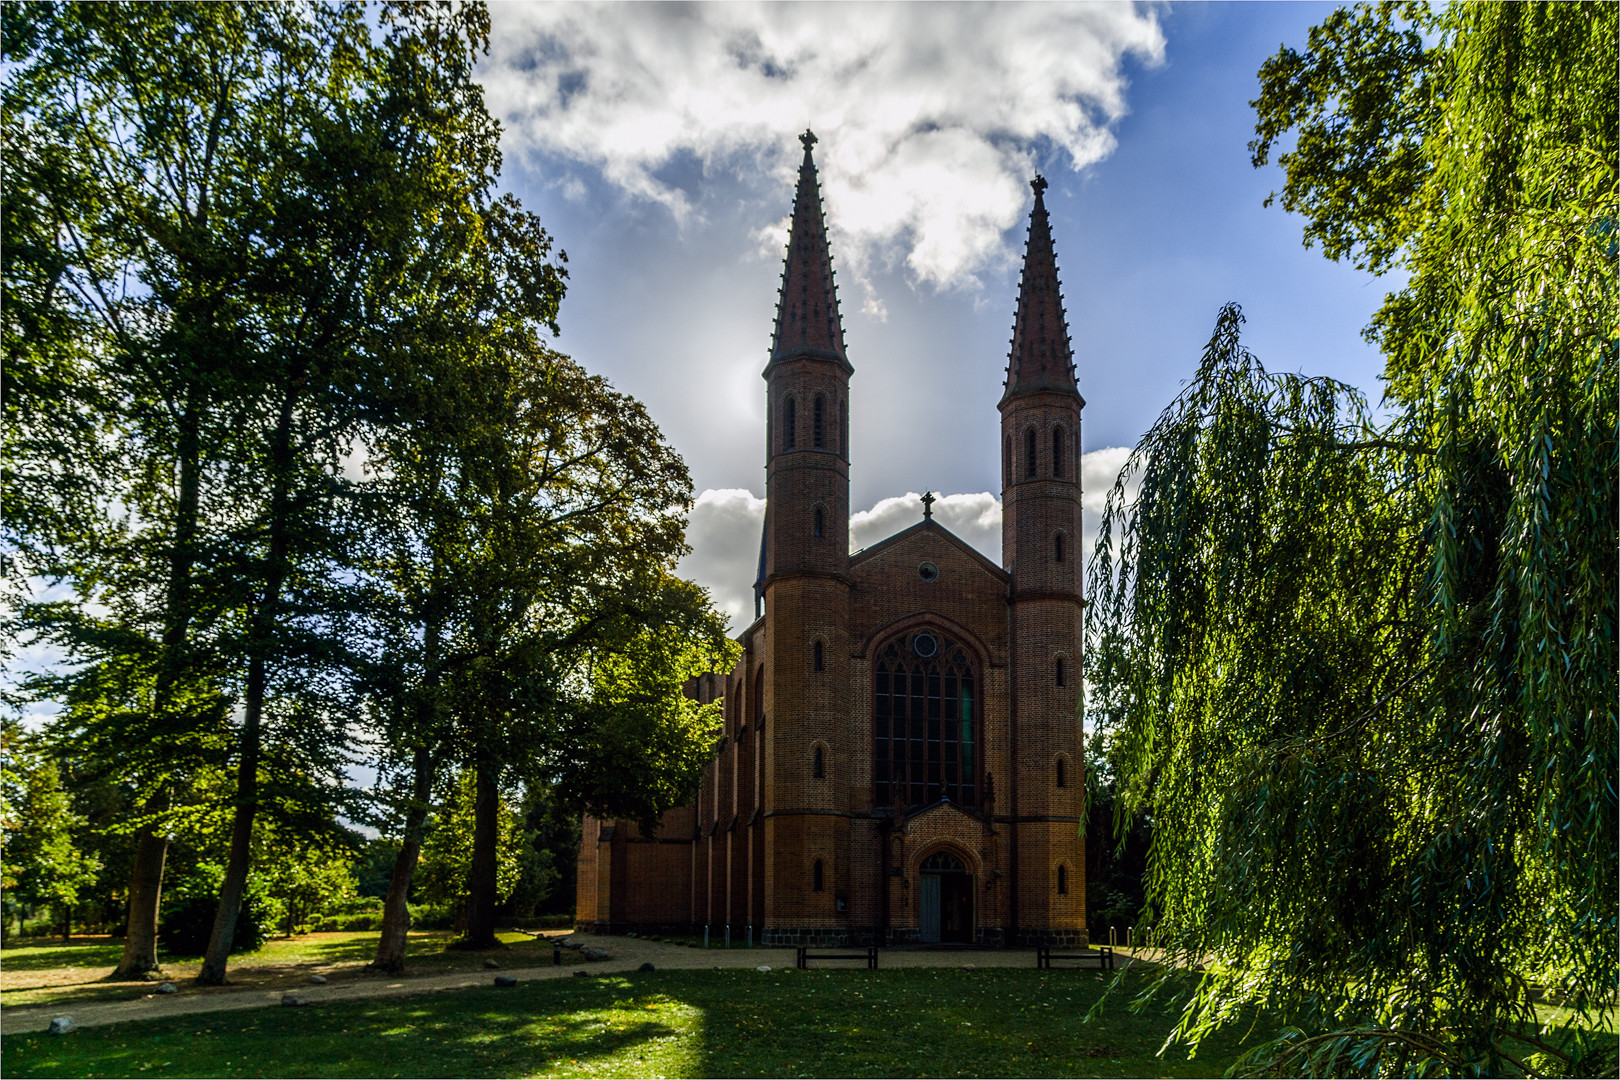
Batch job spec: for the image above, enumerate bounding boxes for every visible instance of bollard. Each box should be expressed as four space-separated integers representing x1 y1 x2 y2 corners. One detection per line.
704 925 710 949
747 925 752 948
553 941 562 966
725 925 731 948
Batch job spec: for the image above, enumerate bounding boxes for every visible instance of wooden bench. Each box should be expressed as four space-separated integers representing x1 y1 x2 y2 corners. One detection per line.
1036 944 1114 970
796 945 879 970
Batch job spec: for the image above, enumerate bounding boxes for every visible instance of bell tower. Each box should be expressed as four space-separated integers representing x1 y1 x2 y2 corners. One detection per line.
999 175 1087 946
760 131 854 943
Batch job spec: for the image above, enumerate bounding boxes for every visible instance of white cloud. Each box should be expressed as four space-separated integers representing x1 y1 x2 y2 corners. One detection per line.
680 446 1135 633
481 3 1164 296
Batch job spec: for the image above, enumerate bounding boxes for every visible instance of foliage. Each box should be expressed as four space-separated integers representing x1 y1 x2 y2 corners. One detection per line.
0 720 101 928
415 770 525 914
159 864 280 956
1092 4 1616 1076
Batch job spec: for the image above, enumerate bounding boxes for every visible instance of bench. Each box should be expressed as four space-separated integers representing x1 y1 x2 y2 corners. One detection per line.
1036 944 1114 970
796 945 879 970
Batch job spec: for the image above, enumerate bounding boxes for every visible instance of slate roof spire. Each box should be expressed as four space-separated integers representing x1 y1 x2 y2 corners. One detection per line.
1001 175 1078 404
769 130 850 371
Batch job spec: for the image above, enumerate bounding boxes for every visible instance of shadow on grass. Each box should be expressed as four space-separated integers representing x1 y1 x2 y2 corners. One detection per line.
0 939 126 972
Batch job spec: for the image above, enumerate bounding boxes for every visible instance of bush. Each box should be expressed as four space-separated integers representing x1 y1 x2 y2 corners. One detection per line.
160 864 284 956
341 914 378 932
408 901 456 931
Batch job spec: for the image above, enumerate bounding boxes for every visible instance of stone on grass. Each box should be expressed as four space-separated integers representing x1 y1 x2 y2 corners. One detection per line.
626 931 639 938
961 964 977 971
48 1017 76 1036
494 975 518 987
649 935 661 942
281 994 310 1007
156 982 178 994
484 958 501 969
573 970 590 978
756 965 772 973
308 974 327 985
638 962 655 972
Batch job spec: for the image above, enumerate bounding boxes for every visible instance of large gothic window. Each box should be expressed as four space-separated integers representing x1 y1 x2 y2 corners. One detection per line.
874 632 976 809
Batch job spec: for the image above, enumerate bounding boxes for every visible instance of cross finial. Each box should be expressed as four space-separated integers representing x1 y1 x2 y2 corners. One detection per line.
800 129 817 150
1031 174 1048 196
921 491 936 520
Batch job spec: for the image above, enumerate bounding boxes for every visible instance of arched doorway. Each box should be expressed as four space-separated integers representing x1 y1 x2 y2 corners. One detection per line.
919 850 973 943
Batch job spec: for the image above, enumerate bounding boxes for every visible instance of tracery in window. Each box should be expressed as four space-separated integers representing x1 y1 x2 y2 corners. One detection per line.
1025 427 1037 479
784 397 797 450
1053 426 1068 479
813 394 824 449
875 633 976 809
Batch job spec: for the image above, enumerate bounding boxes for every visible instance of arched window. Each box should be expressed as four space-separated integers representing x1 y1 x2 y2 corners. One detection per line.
875 632 977 809
840 398 848 457
813 394 824 449
784 397 797 450
1057 864 1068 895
813 506 824 538
1056 757 1067 788
1025 428 1037 479
813 640 824 672
1054 532 1065 563
812 859 825 892
1055 657 1067 687
1004 436 1012 488
1053 427 1067 479
813 745 824 778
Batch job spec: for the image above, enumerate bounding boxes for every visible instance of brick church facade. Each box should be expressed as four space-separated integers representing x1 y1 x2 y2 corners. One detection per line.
578 132 1087 947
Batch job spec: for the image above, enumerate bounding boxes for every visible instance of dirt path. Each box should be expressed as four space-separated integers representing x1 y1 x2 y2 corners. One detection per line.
2 934 1151 1034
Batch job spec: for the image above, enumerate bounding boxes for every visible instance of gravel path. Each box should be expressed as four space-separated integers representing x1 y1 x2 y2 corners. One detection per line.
2 934 1149 1034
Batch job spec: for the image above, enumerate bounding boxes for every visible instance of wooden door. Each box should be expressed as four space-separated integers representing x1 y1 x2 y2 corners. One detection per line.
920 874 941 943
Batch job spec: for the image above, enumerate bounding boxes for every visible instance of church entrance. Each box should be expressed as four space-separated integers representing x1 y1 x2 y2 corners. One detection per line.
919 851 973 943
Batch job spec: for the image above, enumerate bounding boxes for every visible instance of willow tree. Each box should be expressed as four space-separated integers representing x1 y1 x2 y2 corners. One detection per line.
1089 3 1616 1076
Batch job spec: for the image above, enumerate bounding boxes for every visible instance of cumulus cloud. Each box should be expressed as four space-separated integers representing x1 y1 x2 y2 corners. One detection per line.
480 3 1164 295
680 447 1135 633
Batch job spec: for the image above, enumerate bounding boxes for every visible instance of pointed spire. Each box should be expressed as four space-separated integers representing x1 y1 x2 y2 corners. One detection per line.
1001 175 1077 403
769 130 849 370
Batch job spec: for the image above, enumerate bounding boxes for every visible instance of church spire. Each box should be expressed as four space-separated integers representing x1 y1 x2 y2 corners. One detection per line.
1001 176 1078 404
769 130 849 370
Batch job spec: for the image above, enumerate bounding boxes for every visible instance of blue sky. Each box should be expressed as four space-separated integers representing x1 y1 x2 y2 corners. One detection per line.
480 2 1397 630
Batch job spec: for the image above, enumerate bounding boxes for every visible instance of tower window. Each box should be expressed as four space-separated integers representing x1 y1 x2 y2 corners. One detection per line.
1053 427 1067 479
1057 864 1068 895
784 397 797 450
1054 532 1065 563
813 640 824 672
813 506 824 538
813 745 824 778
1056 757 1067 788
813 395 824 449
1056 657 1066 687
840 398 848 456
1004 436 1012 488
1025 428 1037 479
813 859 825 892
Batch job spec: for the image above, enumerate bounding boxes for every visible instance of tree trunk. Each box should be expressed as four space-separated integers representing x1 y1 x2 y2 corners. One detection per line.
195 656 263 985
464 758 500 948
112 824 168 978
371 745 438 973
59 902 70 942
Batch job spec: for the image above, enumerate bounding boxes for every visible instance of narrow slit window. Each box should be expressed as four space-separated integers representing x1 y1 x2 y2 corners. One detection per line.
1055 532 1065 563
1025 428 1037 479
1057 865 1068 895
784 397 797 450
1004 436 1012 488
840 398 848 456
1056 657 1066 687
1056 757 1067 788
813 395 824 449
813 640 824 672
813 745 824 778
813 506 824 538
1053 427 1067 479
812 859 824 892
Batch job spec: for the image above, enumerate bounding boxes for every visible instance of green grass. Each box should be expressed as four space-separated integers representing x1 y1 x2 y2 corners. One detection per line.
2 968 1263 1079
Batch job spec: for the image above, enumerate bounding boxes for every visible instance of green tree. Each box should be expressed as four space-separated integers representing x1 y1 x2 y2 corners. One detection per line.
0 720 101 940
1091 4 1616 1075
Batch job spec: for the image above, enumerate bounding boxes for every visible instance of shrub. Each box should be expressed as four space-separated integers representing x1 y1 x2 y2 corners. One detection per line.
160 864 284 956
408 901 456 931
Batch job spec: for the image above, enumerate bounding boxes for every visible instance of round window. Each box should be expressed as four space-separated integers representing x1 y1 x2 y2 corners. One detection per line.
912 632 939 658
918 561 939 582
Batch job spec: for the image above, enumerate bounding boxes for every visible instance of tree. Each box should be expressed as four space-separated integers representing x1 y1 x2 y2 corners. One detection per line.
0 720 101 939
1090 4 1616 1075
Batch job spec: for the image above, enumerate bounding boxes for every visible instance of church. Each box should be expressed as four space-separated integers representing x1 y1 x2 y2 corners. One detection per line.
577 131 1087 947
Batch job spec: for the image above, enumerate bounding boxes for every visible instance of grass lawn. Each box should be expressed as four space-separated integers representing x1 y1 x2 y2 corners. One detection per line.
1 931 554 1009
2 968 1266 1079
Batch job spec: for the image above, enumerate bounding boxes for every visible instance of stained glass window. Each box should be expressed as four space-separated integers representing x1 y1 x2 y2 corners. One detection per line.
874 633 976 809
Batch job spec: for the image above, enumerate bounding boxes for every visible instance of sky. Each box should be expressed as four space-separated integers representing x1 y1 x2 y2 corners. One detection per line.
478 1 1398 632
